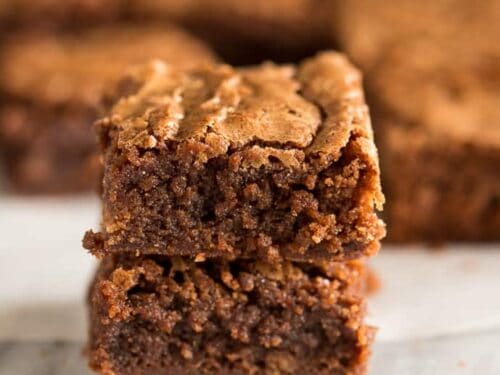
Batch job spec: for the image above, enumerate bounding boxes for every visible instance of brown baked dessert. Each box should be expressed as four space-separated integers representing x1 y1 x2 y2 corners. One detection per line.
334 0 500 70
0 0 125 29
128 0 334 64
0 25 217 194
368 37 500 242
88 255 373 375
83 52 385 261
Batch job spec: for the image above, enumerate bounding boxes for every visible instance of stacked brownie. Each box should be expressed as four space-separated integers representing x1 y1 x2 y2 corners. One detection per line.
84 52 385 374
0 25 217 193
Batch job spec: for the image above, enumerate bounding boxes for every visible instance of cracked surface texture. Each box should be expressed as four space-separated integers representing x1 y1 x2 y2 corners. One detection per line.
84 52 385 261
88 255 372 375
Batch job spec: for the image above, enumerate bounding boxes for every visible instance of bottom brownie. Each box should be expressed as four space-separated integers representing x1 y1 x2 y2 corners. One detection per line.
88 256 372 375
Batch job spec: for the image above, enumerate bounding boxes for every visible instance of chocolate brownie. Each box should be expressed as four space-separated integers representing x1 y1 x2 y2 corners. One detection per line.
128 0 334 64
83 52 385 261
367 37 500 242
0 25 217 194
334 0 500 70
0 0 124 29
88 255 372 375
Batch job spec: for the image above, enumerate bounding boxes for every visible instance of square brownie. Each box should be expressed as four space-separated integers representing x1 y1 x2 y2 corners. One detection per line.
367 37 500 241
83 52 385 261
0 25 217 193
88 255 372 375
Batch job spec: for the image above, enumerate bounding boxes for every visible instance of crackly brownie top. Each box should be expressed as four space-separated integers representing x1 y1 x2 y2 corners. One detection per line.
0 25 217 106
371 37 500 147
99 52 379 167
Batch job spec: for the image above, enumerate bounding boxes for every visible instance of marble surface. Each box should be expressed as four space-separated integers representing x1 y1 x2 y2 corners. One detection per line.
1 196 500 374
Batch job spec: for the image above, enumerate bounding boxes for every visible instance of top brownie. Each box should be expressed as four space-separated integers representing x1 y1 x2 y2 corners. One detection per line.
84 52 385 262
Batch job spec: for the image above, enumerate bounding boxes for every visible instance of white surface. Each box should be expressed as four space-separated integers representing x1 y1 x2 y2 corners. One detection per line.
0 196 99 341
1 196 500 373
371 330 500 374
369 246 500 341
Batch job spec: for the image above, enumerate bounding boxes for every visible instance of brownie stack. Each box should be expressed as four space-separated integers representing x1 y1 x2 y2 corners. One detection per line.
83 51 385 374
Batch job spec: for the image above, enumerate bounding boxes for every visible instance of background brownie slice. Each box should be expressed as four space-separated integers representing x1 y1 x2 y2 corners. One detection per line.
0 0 125 30
0 25 217 194
88 255 372 375
333 0 500 71
127 0 334 64
367 37 500 242
84 52 384 261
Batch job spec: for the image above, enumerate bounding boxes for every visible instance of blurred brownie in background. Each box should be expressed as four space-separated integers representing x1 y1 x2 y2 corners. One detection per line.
334 0 500 71
127 0 335 64
0 25 217 194
0 0 125 30
333 0 500 242
88 255 373 375
368 37 500 242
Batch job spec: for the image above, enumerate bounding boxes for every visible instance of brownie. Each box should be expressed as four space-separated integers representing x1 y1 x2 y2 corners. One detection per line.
0 25 217 194
0 0 124 30
88 255 372 375
83 52 385 261
334 0 500 70
367 37 500 242
127 0 334 64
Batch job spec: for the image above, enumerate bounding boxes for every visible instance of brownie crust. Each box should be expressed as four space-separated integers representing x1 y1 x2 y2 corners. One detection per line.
84 52 385 261
0 25 217 193
88 255 372 375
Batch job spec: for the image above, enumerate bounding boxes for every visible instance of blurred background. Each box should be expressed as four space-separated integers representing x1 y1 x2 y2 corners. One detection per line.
0 0 499 374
